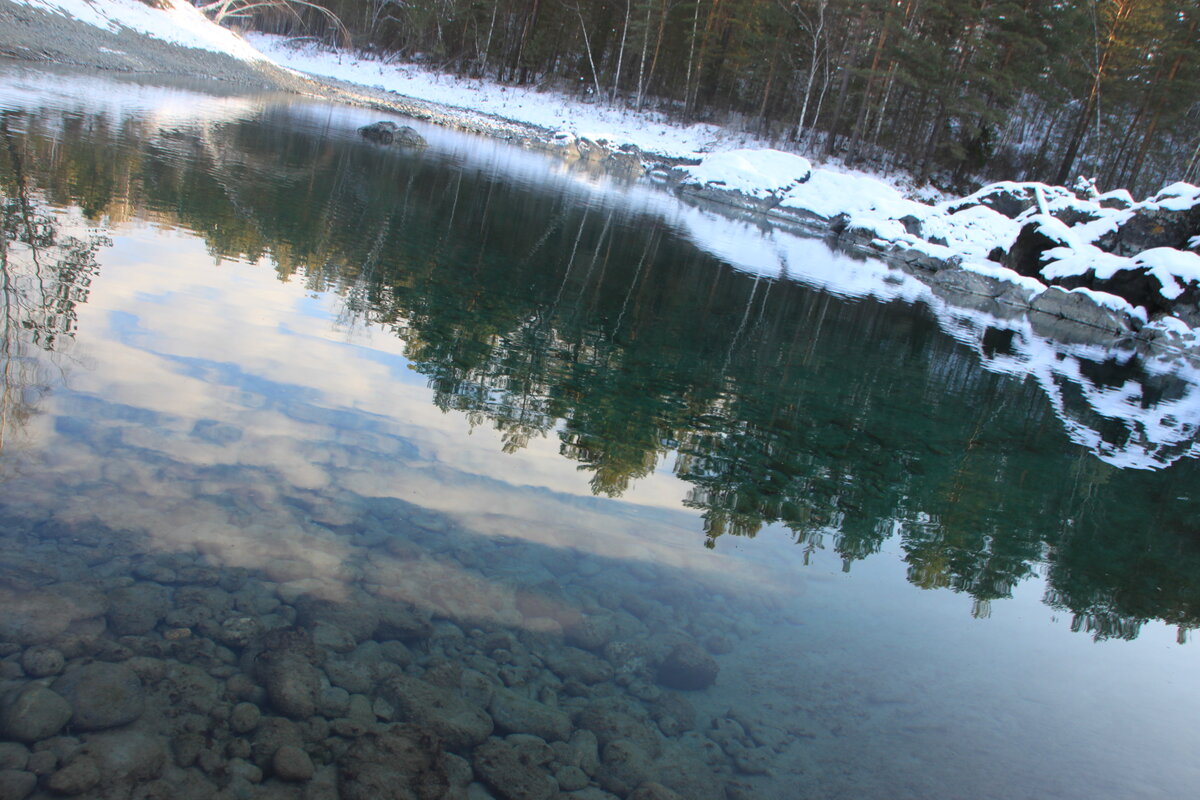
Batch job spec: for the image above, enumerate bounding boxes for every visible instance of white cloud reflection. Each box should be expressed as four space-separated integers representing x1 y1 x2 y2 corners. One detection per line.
0 221 796 629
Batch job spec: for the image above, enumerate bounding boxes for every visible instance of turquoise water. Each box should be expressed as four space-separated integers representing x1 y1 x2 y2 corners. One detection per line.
0 68 1198 800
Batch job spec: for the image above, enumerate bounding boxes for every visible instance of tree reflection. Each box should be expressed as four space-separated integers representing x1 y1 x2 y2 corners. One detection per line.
0 113 106 454
4 102 1200 641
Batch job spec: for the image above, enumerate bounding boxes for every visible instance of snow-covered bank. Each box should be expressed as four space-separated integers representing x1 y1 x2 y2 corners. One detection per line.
252 34 1200 344
246 32 772 161
672 152 1200 340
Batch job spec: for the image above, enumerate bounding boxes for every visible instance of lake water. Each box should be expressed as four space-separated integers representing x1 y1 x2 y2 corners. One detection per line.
1 67 1198 800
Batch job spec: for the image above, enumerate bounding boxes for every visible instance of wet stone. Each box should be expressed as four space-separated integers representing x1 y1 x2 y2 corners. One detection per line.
0 684 73 742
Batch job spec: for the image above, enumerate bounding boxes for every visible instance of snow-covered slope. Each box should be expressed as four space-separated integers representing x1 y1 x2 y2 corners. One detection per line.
12 0 264 60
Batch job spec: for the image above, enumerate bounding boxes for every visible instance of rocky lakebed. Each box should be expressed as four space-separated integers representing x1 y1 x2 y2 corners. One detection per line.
0 499 793 800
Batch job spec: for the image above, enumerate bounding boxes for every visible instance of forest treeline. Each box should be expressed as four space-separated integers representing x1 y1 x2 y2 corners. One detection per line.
240 0 1200 193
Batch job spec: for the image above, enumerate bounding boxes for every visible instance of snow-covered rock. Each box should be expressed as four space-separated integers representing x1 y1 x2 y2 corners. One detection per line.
679 150 812 199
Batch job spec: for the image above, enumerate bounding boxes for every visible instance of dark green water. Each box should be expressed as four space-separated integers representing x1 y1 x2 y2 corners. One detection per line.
0 69 1198 800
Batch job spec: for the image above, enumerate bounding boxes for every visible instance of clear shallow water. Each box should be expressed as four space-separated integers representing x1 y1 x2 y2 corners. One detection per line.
0 69 1198 800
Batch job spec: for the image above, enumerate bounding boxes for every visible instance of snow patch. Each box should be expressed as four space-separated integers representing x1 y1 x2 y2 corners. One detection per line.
680 150 812 198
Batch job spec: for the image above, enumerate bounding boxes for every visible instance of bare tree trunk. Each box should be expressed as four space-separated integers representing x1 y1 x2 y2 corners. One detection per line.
635 0 655 108
573 4 605 100
684 0 703 116
612 0 632 103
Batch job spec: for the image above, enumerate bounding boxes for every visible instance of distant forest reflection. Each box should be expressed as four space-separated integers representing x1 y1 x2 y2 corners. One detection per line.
2 100 1199 642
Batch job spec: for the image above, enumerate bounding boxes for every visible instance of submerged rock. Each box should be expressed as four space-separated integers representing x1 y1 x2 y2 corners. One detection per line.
45 754 101 795
0 769 36 800
53 663 145 731
20 646 65 678
472 735 558 800
655 643 718 691
594 739 654 796
79 727 167 783
488 688 572 743
260 653 321 719
272 743 314 781
0 684 73 742
0 584 105 646
106 582 171 635
380 674 493 751
359 121 427 147
337 724 450 800
628 782 687 800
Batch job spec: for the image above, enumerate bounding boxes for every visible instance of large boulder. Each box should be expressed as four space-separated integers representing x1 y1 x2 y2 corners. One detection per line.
1028 287 1138 342
1056 266 1177 317
1096 183 1200 256
1004 218 1072 279
947 182 1071 219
